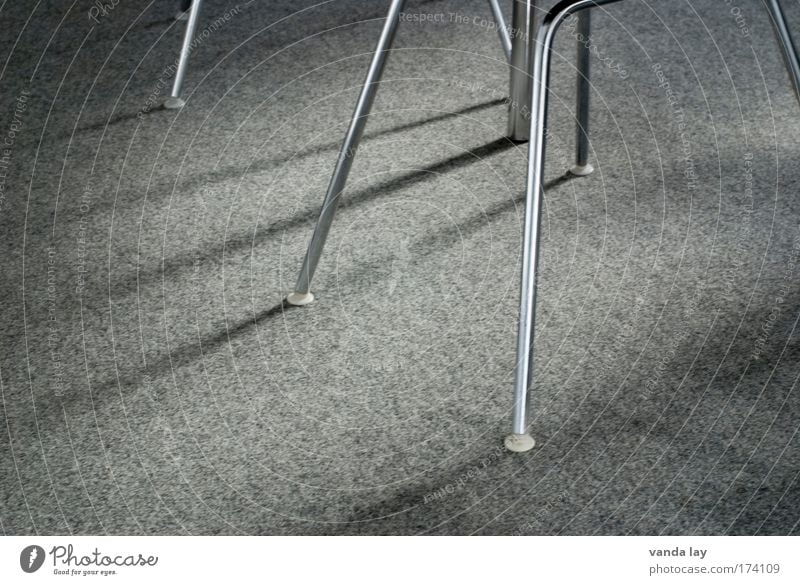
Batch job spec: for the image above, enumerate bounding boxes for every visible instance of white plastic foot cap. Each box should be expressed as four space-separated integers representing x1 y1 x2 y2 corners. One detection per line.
569 163 594 176
286 292 315 306
164 97 185 110
504 433 536 453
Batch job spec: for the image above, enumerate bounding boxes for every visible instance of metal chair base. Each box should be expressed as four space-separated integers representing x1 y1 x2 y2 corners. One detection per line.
288 1 593 452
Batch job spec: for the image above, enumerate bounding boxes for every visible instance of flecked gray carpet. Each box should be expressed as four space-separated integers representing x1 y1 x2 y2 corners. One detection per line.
0 0 799 535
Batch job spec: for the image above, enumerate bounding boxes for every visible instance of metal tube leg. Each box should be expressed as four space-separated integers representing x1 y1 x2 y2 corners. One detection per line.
505 0 623 452
571 10 594 176
287 0 408 306
508 1 537 141
766 0 800 107
505 11 552 454
489 0 513 62
165 0 204 109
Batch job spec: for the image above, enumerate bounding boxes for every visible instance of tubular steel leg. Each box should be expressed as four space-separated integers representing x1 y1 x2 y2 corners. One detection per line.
766 0 800 107
508 0 537 141
287 0 408 306
506 0 621 453
504 6 549 453
489 0 513 61
165 0 203 109
571 10 594 175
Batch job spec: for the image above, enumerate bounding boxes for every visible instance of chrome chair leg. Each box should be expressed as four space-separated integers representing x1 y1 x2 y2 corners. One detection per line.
507 1 537 141
165 0 204 109
571 10 594 176
286 0 408 306
765 0 800 106
506 0 620 453
489 0 513 61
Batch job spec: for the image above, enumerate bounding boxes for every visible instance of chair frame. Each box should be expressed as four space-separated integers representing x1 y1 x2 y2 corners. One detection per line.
168 0 800 452
284 1 594 454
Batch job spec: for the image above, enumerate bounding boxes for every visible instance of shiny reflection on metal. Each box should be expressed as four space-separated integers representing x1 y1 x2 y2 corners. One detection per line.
168 0 204 107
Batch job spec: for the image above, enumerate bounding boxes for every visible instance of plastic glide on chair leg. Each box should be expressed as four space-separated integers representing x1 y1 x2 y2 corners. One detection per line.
286 292 315 306
163 97 186 109
504 433 536 453
569 163 594 176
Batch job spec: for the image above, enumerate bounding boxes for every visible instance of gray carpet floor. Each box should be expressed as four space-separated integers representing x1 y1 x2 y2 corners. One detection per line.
1 0 799 535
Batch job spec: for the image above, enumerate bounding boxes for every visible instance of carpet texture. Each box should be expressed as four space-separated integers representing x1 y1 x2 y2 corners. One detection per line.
0 0 799 535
